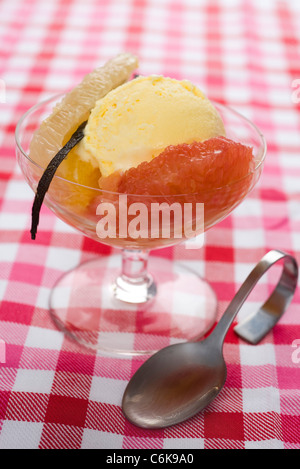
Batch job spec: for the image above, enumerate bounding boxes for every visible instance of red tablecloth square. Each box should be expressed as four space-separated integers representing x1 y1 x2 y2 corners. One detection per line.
45 394 89 428
204 411 244 441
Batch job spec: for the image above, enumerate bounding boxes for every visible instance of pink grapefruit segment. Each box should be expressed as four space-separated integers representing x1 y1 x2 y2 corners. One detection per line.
100 136 255 195
98 136 256 236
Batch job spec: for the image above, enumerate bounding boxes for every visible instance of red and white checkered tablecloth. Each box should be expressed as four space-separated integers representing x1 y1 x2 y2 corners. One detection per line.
1 0 300 450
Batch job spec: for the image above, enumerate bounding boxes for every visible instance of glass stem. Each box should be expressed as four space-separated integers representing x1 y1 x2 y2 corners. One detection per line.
121 249 150 284
113 249 157 304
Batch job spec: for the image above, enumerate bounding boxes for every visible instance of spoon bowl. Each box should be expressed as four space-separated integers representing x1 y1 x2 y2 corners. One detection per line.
122 250 298 429
123 340 226 428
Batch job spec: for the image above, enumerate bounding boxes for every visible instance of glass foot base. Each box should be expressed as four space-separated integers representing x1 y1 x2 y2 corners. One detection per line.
49 255 218 357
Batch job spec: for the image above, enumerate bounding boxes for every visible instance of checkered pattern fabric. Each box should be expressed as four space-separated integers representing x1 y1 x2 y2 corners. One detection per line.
1 0 300 449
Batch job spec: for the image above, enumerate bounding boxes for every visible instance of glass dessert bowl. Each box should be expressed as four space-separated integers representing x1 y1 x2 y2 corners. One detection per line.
16 93 266 356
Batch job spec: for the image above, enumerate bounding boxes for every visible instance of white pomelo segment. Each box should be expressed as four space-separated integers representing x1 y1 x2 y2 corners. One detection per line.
29 53 138 171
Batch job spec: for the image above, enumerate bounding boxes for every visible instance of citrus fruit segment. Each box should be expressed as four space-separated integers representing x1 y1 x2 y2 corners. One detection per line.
98 136 256 234
29 53 138 178
100 136 255 195
61 144 101 187
31 121 87 240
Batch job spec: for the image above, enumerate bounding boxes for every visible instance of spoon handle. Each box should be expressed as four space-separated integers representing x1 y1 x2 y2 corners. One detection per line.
207 250 298 347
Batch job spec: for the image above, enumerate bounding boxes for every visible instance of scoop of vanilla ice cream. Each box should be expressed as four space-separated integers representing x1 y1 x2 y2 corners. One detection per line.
78 75 225 177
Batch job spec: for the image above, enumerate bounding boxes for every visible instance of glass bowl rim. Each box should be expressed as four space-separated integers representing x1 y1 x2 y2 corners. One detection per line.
15 92 267 198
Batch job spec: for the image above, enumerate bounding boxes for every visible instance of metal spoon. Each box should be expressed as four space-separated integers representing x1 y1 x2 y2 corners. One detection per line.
122 250 298 429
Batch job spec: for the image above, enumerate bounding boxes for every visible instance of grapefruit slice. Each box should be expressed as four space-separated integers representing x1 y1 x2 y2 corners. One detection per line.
100 136 255 195
31 121 87 239
29 53 138 239
29 53 138 177
99 136 256 233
